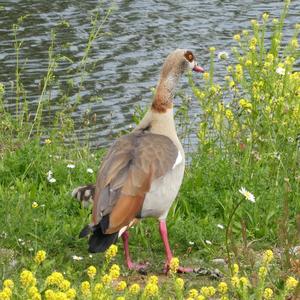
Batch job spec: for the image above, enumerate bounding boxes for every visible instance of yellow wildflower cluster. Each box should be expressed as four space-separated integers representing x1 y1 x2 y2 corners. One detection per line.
115 281 127 292
235 64 243 81
129 283 141 295
285 276 299 291
34 250 46 265
175 278 184 290
143 282 159 297
109 264 120 280
262 249 274 265
169 257 179 274
218 282 228 294
45 271 64 287
87 265 97 279
200 286 216 297
81 281 91 297
239 99 252 111
105 244 118 261
20 269 36 287
263 287 273 299
249 37 257 51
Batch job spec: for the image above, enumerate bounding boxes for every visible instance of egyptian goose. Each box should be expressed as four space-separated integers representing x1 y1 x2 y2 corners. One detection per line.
73 49 204 272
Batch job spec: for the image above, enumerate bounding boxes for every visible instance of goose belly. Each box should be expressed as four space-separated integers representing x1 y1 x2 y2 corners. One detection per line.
140 163 185 220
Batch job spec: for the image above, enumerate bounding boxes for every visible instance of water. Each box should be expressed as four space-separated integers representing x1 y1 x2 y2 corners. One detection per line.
0 0 299 150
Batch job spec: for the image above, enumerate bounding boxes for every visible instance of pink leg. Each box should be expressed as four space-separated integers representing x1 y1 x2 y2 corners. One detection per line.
159 220 193 273
121 231 148 271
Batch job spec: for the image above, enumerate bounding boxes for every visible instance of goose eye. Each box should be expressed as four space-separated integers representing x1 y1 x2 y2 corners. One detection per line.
184 51 194 62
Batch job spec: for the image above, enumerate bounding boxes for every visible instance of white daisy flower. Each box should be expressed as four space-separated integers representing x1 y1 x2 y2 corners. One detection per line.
205 240 212 245
218 51 229 60
239 187 255 203
48 177 56 183
72 255 83 261
217 224 224 229
87 168 94 174
47 170 53 179
67 164 75 169
189 241 195 245
276 67 285 75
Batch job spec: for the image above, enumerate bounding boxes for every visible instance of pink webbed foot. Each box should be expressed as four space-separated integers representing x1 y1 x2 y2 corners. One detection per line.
163 263 193 274
127 261 150 273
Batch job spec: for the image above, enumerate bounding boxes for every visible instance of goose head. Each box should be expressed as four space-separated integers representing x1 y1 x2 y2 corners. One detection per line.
160 49 204 80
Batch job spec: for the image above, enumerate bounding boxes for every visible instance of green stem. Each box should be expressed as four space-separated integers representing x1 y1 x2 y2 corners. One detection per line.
225 198 244 275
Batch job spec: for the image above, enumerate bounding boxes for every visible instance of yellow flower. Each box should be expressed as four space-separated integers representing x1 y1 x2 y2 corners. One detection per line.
201 286 215 297
249 37 257 51
273 18 279 24
45 139 52 145
34 250 46 265
115 281 127 291
251 20 259 27
233 263 239 275
263 288 273 299
262 13 269 22
175 278 184 290
109 265 120 280
169 257 179 274
290 38 299 49
240 276 250 287
58 279 71 291
258 266 267 279
129 283 140 295
143 283 159 297
235 64 243 81
87 265 97 279
28 286 39 296
45 271 64 287
31 292 42 300
93 283 104 296
81 281 91 296
225 109 234 121
20 269 36 287
262 250 274 265
227 65 233 73
203 72 210 81
221 296 229 300
209 47 216 52
239 99 252 111
196 296 205 300
1 288 12 299
245 60 252 67
65 288 76 300
285 276 299 290
233 34 241 42
116 297 125 300
231 276 240 288
148 275 158 285
45 289 55 300
105 244 118 261
101 274 112 285
188 288 198 298
3 279 14 290
266 53 274 62
218 282 228 294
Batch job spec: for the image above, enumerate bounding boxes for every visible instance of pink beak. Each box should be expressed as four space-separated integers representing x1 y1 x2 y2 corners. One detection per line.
193 65 204 73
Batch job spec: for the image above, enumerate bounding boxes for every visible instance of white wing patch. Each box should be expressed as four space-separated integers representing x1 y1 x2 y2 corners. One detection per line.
172 151 183 169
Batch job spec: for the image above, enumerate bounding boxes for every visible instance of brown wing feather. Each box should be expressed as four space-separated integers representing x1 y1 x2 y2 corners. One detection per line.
92 130 178 231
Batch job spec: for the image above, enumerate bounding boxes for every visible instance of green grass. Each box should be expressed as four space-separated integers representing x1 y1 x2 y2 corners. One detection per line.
1 0 300 299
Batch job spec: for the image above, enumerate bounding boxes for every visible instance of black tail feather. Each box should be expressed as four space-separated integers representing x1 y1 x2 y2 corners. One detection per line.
83 215 119 253
79 225 92 238
88 230 118 253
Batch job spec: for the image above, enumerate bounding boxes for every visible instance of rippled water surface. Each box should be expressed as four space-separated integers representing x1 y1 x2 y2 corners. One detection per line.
0 0 299 149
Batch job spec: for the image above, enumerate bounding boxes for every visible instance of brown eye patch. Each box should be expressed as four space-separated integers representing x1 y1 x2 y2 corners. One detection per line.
184 51 194 62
